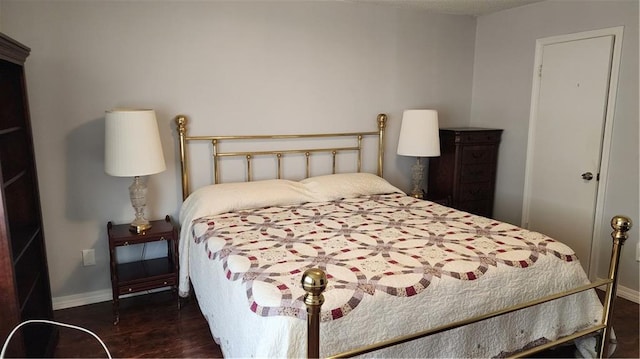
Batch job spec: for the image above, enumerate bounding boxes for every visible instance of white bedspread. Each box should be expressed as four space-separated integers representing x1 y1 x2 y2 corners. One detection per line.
179 173 603 358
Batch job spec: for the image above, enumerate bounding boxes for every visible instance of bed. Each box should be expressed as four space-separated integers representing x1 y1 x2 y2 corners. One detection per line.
174 114 630 358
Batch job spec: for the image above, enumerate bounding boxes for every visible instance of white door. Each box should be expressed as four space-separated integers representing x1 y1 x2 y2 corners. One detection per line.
522 34 616 272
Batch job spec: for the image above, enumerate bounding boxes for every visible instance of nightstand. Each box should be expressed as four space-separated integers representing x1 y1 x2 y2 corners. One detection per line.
107 215 179 325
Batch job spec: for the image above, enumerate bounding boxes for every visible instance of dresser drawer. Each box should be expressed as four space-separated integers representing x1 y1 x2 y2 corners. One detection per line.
456 200 492 218
118 275 176 295
456 131 501 144
457 182 493 201
460 163 494 183
461 146 497 164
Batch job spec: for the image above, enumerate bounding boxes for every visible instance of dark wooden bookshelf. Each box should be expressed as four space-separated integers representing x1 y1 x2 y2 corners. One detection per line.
0 32 58 357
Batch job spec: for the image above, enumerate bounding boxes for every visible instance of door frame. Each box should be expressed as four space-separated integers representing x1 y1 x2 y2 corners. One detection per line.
522 26 624 279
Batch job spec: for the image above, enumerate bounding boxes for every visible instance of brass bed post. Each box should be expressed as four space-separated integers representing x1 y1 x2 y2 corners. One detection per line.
276 153 282 179
356 135 362 173
302 268 327 359
246 154 253 182
599 215 632 358
332 150 337 174
213 139 220 184
376 114 387 177
175 115 189 200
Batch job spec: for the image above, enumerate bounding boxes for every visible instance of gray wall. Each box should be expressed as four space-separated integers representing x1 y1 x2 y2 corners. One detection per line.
0 1 476 305
1 0 637 305
471 0 639 293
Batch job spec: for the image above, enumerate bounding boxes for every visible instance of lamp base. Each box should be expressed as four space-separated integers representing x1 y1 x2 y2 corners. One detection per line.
128 176 152 234
129 220 152 234
409 157 425 199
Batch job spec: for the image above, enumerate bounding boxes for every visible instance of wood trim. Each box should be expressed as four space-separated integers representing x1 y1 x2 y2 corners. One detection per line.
0 33 30 65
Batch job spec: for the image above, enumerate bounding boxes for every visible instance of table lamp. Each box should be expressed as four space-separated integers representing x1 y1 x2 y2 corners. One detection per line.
105 109 166 233
396 109 441 199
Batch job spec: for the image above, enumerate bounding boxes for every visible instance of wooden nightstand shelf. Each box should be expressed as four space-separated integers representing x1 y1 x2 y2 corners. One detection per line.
108 215 179 325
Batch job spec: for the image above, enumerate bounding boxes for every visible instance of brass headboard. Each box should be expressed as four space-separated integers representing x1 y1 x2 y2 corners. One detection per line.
174 114 388 200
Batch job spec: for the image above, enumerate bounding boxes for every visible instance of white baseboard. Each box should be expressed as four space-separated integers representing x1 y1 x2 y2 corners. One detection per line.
615 284 640 304
53 289 112 310
53 287 172 310
595 282 639 304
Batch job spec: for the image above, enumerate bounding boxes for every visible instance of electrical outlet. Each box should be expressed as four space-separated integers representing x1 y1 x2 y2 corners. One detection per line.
82 249 96 266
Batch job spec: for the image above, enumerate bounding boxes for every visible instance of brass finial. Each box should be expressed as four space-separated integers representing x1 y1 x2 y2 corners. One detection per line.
302 268 327 306
377 113 387 130
175 115 187 134
611 215 632 245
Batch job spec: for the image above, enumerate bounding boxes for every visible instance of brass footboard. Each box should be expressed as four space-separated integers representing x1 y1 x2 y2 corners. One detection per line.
301 215 632 358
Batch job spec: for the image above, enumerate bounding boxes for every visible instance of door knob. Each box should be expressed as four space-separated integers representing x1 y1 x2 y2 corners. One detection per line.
581 172 594 181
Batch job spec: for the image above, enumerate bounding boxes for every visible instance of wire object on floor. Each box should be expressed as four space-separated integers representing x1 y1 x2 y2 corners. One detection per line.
1 319 112 359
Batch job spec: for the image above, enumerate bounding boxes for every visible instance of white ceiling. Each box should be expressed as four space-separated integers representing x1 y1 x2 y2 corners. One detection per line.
352 0 544 16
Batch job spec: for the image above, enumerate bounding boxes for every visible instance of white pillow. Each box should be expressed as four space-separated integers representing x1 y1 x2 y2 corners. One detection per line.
180 179 317 224
180 174 404 224
300 172 403 201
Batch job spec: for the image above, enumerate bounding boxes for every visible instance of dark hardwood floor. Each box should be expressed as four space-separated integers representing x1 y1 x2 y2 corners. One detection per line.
52 290 638 358
54 292 221 358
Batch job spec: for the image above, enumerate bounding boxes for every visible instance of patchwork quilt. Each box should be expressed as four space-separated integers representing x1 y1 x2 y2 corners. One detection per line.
178 174 602 358
191 193 579 321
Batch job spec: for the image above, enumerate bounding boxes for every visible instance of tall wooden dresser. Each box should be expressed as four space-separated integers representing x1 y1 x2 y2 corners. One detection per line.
0 33 58 357
426 128 502 218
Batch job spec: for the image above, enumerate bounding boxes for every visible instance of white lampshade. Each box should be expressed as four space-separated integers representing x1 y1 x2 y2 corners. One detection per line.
105 109 166 177
397 109 441 157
